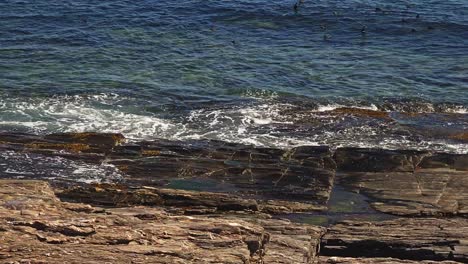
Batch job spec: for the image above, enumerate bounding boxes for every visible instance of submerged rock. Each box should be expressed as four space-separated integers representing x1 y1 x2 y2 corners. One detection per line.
330 107 391 119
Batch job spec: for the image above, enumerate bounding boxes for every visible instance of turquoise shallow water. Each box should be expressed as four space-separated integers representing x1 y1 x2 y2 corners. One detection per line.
0 0 467 152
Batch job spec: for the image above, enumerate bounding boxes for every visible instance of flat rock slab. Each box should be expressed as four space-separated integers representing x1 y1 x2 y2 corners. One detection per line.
320 218 468 262
110 140 336 207
58 183 326 214
334 148 467 172
334 148 429 172
0 180 324 264
335 148 468 216
319 256 462 263
4 132 468 215
338 170 468 216
1 132 337 211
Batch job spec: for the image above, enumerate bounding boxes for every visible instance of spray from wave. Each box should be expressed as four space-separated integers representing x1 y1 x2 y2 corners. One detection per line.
0 94 176 141
0 94 466 153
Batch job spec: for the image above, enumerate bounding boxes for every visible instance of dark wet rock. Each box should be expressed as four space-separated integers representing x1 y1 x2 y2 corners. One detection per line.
58 184 259 212
334 148 429 172
0 132 124 153
419 153 468 171
0 132 336 212
320 218 468 262
0 132 124 164
450 132 468 142
58 183 326 214
2 132 468 263
44 132 125 148
335 149 468 216
31 132 124 154
338 169 468 216
330 107 391 119
0 132 46 145
110 139 335 208
391 112 468 144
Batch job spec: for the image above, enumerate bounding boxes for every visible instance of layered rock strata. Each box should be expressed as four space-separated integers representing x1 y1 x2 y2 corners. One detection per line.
0 132 467 263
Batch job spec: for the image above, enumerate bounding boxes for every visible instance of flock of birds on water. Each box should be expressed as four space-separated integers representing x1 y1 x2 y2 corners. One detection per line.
290 0 436 41
216 0 438 44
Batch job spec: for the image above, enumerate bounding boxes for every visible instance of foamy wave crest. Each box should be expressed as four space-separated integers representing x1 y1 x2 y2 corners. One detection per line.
0 95 466 154
182 102 301 147
315 104 379 112
0 94 177 140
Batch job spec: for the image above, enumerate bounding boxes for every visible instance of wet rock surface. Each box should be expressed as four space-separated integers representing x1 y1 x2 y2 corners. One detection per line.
0 132 336 212
336 148 468 217
109 140 336 208
0 132 467 263
338 170 468 216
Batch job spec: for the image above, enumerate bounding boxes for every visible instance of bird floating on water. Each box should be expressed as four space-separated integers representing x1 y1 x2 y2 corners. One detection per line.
361 25 367 35
293 0 305 13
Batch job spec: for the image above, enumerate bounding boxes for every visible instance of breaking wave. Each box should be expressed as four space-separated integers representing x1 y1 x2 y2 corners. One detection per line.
0 94 466 153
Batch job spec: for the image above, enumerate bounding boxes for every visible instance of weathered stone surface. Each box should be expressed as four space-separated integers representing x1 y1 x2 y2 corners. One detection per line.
1 132 336 211
44 132 125 149
58 183 326 214
320 218 468 262
0 132 124 154
0 132 125 166
338 170 468 216
0 180 325 263
419 153 468 171
318 256 461 263
58 184 259 212
244 217 324 263
110 140 336 207
334 148 468 216
2 132 468 263
334 148 429 172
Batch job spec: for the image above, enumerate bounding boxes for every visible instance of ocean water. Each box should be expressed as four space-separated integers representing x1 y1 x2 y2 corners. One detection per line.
0 0 467 153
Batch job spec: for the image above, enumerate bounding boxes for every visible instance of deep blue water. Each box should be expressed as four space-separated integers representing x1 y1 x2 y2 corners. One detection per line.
0 0 467 152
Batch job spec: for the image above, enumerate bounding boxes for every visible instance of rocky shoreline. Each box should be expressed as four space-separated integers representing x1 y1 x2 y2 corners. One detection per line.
0 132 467 263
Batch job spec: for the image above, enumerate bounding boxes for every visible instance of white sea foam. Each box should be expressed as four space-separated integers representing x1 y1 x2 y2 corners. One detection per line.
447 106 468 114
0 95 466 154
315 104 379 112
0 94 176 141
